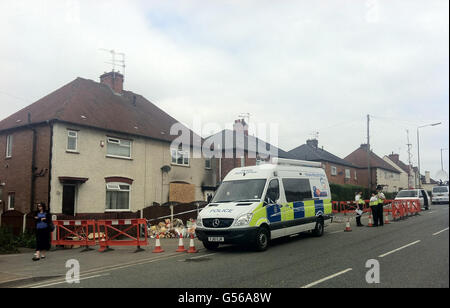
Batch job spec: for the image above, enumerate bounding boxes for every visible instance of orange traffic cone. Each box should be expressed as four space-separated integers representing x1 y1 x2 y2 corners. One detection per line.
187 233 199 253
367 213 373 227
152 234 164 253
344 217 352 232
176 234 187 252
384 210 390 224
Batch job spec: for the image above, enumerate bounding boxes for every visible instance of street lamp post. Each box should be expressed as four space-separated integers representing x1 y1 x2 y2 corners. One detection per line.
417 122 441 188
441 148 448 171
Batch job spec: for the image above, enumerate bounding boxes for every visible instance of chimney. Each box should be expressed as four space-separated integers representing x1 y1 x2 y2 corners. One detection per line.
233 119 249 136
425 171 431 184
100 71 124 94
306 139 318 149
360 144 369 151
388 153 400 163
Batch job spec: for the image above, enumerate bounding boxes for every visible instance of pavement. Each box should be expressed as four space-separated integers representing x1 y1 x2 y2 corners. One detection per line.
0 203 448 288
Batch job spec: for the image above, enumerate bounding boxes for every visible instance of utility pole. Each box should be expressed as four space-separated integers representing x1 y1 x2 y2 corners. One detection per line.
406 130 413 188
367 114 371 192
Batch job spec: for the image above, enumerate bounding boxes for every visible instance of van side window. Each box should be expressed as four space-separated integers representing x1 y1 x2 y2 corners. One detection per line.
283 179 312 202
265 179 280 203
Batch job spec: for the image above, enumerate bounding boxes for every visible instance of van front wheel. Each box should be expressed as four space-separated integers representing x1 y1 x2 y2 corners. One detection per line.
254 227 270 251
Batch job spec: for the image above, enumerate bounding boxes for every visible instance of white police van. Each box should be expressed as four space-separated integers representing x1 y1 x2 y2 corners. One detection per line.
195 158 333 251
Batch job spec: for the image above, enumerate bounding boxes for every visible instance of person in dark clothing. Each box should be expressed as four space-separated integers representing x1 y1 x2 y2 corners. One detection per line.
33 202 52 261
376 187 386 226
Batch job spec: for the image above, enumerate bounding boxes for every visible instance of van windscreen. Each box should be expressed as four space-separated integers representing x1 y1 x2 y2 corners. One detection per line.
212 179 267 203
433 187 448 193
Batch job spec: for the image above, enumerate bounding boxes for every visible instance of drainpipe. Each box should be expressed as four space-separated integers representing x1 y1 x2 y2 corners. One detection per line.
22 212 27 234
28 114 37 213
47 120 54 212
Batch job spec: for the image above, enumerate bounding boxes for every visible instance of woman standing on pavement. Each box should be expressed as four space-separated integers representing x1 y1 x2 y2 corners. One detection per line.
355 191 364 227
33 202 52 261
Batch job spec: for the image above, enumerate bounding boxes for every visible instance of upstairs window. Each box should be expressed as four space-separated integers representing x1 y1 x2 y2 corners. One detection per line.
67 130 78 152
107 137 132 158
171 148 190 166
345 169 351 179
331 166 337 176
205 157 212 169
6 135 13 158
7 192 15 210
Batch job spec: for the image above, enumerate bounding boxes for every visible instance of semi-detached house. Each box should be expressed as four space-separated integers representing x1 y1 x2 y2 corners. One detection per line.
0 71 216 219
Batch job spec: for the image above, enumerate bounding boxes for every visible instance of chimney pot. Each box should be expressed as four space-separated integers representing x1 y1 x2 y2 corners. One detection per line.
100 71 124 94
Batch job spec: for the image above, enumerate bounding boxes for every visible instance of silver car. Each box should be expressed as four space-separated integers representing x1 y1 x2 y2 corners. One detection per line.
395 189 431 210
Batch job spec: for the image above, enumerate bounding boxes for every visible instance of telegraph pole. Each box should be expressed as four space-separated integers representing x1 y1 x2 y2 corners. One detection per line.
367 114 371 192
406 130 413 188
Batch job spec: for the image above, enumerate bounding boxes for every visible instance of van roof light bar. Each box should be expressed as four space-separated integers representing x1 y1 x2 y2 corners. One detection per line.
272 157 322 168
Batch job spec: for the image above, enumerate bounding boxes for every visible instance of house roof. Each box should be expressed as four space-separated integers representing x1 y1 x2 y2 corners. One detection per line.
207 129 296 160
0 77 199 144
344 145 401 173
288 143 358 168
386 154 412 173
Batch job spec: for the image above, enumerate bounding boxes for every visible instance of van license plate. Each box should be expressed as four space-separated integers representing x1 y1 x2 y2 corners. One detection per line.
208 237 224 242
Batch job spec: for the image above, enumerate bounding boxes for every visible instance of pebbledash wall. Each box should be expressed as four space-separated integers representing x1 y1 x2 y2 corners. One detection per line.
50 122 214 215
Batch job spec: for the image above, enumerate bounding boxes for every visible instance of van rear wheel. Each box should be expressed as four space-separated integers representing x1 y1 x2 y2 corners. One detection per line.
312 218 324 237
254 227 269 251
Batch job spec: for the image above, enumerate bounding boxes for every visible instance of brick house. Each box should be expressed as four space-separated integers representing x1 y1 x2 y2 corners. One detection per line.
208 119 296 183
0 71 216 220
344 144 401 192
288 139 360 186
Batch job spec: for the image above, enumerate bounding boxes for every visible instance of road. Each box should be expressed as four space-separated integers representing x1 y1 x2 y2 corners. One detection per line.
16 203 449 288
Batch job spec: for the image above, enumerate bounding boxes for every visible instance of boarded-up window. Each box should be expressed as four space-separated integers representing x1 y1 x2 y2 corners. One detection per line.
169 182 195 203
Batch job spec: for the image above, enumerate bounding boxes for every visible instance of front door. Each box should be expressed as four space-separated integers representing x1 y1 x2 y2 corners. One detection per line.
62 185 76 216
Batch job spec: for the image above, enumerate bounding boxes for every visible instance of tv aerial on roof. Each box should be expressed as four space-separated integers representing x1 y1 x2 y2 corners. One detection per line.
99 48 126 76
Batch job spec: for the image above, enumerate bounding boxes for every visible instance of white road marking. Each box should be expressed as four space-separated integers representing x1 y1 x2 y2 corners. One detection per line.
32 274 110 288
300 268 352 288
428 211 434 214
19 253 184 288
329 230 344 234
378 240 421 258
189 253 217 260
433 227 449 236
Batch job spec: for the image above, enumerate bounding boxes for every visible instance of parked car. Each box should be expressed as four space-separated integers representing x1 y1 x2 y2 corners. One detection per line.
431 186 449 204
395 189 431 210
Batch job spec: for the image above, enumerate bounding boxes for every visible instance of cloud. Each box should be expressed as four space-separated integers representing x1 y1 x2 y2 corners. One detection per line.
0 0 448 179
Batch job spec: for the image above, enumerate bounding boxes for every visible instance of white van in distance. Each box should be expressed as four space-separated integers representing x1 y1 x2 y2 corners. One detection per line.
432 186 449 204
195 158 333 251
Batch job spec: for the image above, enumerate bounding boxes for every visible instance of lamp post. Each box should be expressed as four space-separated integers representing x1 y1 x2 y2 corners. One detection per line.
440 148 448 171
417 122 441 188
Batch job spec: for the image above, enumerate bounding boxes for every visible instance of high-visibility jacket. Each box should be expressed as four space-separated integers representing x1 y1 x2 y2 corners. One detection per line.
369 197 378 207
377 193 385 205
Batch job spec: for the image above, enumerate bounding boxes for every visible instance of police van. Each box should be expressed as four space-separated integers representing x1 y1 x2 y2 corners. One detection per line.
195 158 332 251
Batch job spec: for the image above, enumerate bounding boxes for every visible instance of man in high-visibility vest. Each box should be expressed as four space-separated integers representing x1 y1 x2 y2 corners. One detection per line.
376 186 386 227
369 192 378 227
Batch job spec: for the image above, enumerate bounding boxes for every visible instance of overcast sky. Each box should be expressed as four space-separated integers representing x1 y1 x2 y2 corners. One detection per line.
0 0 448 180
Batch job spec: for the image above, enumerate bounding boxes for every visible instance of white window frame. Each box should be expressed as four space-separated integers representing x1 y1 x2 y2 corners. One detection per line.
106 137 132 159
354 171 357 180
6 135 13 158
171 148 190 167
105 182 131 212
240 156 245 167
67 130 78 152
331 166 337 176
345 169 351 179
7 193 15 210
